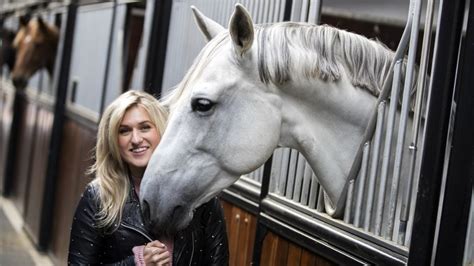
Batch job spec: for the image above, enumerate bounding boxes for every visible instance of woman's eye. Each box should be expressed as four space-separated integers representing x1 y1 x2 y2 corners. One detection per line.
140 125 151 131
191 98 215 113
119 128 131 135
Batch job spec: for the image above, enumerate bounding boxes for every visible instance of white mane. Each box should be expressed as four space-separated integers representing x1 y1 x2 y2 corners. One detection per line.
256 22 394 96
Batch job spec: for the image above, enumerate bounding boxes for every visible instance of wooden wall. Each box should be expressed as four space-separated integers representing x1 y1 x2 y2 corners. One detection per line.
48 114 96 266
10 93 38 215
3 90 56 246
23 105 54 245
221 199 335 266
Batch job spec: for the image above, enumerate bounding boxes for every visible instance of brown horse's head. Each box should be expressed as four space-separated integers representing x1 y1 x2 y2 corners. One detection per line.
11 17 59 89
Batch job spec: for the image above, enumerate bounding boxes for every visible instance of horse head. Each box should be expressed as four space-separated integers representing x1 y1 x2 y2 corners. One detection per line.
141 4 388 236
11 16 59 89
141 5 283 236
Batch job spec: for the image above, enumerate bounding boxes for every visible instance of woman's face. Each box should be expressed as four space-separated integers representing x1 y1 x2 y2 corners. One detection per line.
118 105 161 177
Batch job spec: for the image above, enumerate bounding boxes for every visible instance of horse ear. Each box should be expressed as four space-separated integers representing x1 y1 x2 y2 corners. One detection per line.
37 17 47 31
19 13 31 27
191 6 225 42
229 4 254 56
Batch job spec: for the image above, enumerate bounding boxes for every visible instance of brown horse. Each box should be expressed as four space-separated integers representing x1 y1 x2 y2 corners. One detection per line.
11 17 59 89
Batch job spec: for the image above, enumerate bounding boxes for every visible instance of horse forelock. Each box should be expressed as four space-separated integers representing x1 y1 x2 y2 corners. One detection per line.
256 23 394 96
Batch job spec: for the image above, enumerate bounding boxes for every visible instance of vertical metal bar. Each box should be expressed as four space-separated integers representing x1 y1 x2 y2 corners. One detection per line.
316 185 325 212
301 0 309 22
262 0 270 23
371 102 387 235
38 0 78 249
401 0 436 234
363 102 385 231
285 149 298 199
99 0 118 115
290 0 302 21
408 0 465 258
344 179 355 223
269 148 283 193
278 148 290 196
292 153 306 202
387 0 423 240
374 61 402 236
307 0 322 24
353 142 370 228
300 160 313 206
308 173 318 209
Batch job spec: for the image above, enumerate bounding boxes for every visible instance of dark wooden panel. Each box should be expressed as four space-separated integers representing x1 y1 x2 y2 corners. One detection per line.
49 118 95 266
0 88 14 194
260 231 336 266
287 242 302 265
10 97 37 215
23 107 54 245
221 199 258 266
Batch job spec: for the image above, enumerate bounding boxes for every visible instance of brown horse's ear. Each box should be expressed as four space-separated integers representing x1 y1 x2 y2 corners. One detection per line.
19 13 31 27
37 17 47 31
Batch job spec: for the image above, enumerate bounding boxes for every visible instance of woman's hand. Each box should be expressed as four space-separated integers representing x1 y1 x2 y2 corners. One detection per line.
143 240 171 266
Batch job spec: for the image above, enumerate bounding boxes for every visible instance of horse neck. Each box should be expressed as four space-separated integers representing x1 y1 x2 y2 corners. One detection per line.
276 75 377 212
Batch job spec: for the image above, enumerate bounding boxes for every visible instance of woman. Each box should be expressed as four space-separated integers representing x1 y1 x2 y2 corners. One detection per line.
68 90 229 265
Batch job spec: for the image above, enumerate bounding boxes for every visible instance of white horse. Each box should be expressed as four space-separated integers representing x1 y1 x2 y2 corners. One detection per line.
140 4 408 236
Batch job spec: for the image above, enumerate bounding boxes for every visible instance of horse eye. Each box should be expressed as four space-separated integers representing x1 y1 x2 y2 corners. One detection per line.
191 98 215 113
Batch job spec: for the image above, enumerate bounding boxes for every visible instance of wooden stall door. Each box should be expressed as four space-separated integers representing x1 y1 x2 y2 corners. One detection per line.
49 118 96 265
23 107 54 245
260 231 336 266
10 95 37 215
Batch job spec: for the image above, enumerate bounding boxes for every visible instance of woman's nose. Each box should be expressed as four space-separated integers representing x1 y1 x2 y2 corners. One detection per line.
131 129 143 144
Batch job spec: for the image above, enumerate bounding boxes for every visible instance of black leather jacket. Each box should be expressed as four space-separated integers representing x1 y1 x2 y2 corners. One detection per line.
68 184 229 265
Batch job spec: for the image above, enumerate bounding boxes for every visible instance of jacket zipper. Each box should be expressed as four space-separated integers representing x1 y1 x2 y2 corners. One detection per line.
121 222 153 242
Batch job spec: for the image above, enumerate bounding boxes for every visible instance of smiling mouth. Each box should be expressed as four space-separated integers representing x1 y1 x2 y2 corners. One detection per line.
130 146 149 153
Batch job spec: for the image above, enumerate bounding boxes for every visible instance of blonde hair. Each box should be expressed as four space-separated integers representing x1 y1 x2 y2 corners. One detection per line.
89 90 168 229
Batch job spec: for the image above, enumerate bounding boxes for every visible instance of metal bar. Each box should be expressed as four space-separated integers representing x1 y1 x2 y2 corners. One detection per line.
292 153 306 202
408 0 466 260
143 0 172 96
401 0 436 227
38 0 78 250
431 2 474 264
316 185 325 212
371 101 387 235
300 160 312 206
353 142 370 228
99 0 117 116
301 0 309 22
307 0 322 24
387 0 423 240
344 179 354 223
285 149 298 199
290 0 302 21
363 102 385 232
308 172 318 209
278 148 290 195
375 61 402 237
